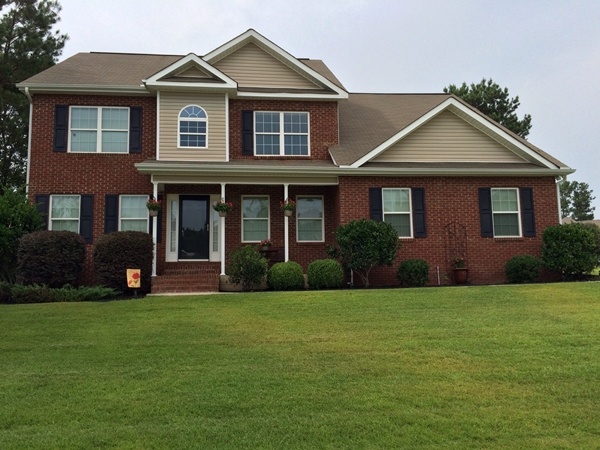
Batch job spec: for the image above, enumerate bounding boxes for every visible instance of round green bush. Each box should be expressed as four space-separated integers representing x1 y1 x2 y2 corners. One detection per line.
307 259 344 289
505 254 541 284
227 245 268 291
397 259 429 287
17 230 86 288
267 261 305 291
93 231 154 293
542 223 600 280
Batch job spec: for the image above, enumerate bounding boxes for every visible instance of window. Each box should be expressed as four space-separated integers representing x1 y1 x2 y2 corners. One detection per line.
382 188 412 237
50 195 80 232
255 112 309 156
179 105 207 148
297 196 323 241
120 195 149 232
491 188 521 237
242 196 269 242
70 107 129 153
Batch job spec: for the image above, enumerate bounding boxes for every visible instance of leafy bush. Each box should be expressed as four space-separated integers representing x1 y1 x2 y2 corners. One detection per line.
541 223 600 280
93 231 154 292
328 219 399 287
397 259 430 287
268 261 305 291
0 281 12 303
505 255 541 284
227 245 268 291
307 259 344 289
17 230 86 288
0 188 44 283
9 284 117 304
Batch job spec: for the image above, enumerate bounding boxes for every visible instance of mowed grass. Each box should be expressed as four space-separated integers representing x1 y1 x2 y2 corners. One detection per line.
1 284 600 449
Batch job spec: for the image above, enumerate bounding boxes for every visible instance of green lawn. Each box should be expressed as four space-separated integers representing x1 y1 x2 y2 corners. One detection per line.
1 284 600 449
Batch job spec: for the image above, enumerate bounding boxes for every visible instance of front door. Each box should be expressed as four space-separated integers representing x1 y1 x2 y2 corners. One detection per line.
179 195 210 260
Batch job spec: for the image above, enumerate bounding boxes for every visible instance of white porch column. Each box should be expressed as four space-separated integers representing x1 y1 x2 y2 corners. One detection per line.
284 183 289 262
152 181 158 277
220 183 226 275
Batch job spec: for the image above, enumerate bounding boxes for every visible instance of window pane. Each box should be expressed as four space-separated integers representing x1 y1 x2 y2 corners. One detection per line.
298 219 322 241
51 220 79 232
255 112 280 133
51 196 79 218
102 108 128 130
492 189 518 212
71 107 97 129
180 106 206 119
284 112 308 133
71 130 97 152
297 197 322 218
243 197 269 219
383 189 410 213
121 196 147 219
121 220 147 232
243 219 268 241
180 135 206 147
284 135 308 155
180 121 206 134
384 214 411 237
102 131 128 152
494 214 520 236
256 135 280 155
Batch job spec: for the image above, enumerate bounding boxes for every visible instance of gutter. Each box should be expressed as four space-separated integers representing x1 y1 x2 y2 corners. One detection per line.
16 83 151 95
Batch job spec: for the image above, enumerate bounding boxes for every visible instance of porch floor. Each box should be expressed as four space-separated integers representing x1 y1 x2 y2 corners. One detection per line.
151 262 221 294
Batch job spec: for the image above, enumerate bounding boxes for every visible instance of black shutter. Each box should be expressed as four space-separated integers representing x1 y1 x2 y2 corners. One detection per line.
149 195 162 243
412 188 426 238
104 195 119 234
54 105 68 152
35 194 49 229
80 195 94 243
369 188 383 221
129 107 142 153
520 187 536 237
242 110 254 155
479 188 493 237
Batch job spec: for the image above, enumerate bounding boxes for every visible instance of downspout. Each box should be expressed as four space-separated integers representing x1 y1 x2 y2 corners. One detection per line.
152 180 158 277
284 183 289 262
220 183 226 275
556 176 566 224
24 87 33 194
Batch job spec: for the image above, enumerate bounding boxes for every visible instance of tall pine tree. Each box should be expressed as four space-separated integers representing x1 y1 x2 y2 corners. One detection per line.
0 0 67 192
560 180 595 220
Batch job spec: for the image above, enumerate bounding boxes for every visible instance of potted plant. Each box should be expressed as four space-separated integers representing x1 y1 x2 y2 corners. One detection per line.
452 257 468 284
146 198 162 217
280 198 296 216
259 239 272 252
213 199 233 217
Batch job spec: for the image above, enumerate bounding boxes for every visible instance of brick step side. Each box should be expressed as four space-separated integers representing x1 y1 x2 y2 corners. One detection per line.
152 273 220 293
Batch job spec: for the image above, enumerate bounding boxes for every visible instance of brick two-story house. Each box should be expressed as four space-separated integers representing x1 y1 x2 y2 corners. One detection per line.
18 29 573 292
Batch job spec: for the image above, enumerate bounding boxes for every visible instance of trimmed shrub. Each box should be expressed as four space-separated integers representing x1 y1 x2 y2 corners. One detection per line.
93 231 153 292
397 259 430 287
505 255 541 284
267 261 305 291
227 245 268 291
542 223 600 280
8 284 118 304
0 281 12 303
10 284 54 304
17 230 86 288
307 259 344 289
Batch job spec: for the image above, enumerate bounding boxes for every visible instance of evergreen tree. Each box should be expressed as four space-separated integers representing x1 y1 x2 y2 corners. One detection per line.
444 78 532 138
0 0 67 193
560 180 595 220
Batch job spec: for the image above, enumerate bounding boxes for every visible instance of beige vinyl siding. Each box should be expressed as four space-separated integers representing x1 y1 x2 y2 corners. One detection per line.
214 43 320 89
175 65 213 78
159 92 226 161
373 110 526 163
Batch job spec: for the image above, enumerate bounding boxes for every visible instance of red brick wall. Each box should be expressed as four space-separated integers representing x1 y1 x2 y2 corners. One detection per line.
229 99 338 160
28 94 157 283
338 175 560 286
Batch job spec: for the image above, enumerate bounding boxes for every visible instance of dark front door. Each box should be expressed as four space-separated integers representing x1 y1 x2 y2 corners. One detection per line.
179 195 210 260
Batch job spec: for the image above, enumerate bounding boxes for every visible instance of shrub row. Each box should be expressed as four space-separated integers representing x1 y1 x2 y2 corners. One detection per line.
0 282 117 304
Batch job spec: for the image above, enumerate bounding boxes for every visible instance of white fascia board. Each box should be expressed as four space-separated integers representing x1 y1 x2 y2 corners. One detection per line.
234 90 348 100
204 29 348 98
351 97 561 170
144 53 237 89
17 83 151 95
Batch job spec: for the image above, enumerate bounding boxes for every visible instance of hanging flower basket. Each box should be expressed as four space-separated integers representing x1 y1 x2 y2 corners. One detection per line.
213 199 233 217
146 198 162 216
280 198 296 215
259 239 272 252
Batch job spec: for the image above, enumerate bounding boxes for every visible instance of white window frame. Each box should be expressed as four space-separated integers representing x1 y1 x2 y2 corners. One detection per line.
178 105 208 148
119 195 149 232
69 106 130 153
491 188 522 238
296 196 324 242
241 195 270 243
254 111 310 156
49 195 81 232
382 188 413 238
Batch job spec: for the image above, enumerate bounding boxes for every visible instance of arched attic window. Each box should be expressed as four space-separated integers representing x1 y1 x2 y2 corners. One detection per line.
179 105 207 148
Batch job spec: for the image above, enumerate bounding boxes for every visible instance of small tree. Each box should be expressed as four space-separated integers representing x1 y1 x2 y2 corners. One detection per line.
541 223 600 280
560 180 595 220
328 219 399 288
0 187 43 282
227 245 268 291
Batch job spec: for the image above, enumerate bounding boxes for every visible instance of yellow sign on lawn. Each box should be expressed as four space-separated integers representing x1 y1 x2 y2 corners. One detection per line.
127 269 141 288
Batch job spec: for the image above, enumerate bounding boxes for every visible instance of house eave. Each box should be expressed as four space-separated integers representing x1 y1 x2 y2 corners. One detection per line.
17 83 151 95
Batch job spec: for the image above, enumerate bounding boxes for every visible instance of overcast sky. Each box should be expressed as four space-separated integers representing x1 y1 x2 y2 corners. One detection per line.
56 0 600 216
